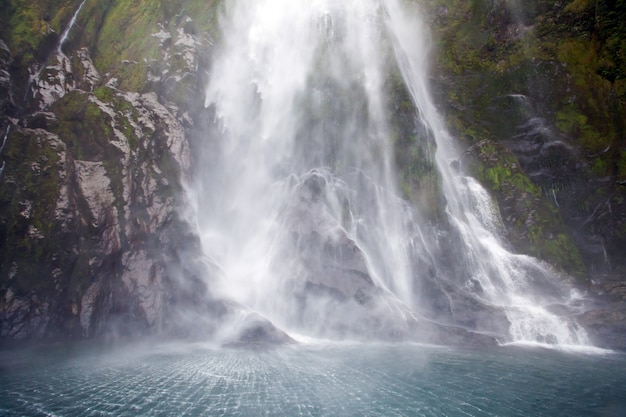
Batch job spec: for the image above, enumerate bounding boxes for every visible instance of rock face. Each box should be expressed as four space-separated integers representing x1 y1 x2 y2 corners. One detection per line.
271 170 496 346
0 0 624 348
426 0 626 280
424 0 626 348
461 139 586 280
276 170 408 339
0 0 215 342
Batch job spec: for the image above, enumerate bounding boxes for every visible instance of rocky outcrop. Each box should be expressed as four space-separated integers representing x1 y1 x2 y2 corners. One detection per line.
425 0 625 347
273 169 496 346
0 0 213 342
0 40 15 124
578 280 626 350
0 81 196 340
427 0 625 281
461 139 586 280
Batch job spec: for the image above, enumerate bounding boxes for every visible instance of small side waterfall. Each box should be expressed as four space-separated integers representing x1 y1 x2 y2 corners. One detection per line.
0 125 9 178
58 0 88 52
383 0 590 346
194 0 591 346
24 0 87 110
0 125 9 155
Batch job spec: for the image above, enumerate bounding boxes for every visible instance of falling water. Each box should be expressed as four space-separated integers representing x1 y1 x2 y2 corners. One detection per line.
195 0 590 346
0 125 9 155
0 125 10 178
58 0 87 52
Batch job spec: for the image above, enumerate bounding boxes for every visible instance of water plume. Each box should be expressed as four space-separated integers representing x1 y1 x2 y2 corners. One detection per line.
190 0 592 346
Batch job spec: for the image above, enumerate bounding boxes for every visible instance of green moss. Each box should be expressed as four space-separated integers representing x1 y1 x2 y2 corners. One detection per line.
94 0 163 92
474 142 541 198
49 90 133 222
0 128 64 294
465 140 586 280
0 0 87 68
94 86 115 102
48 91 122 162
529 230 586 279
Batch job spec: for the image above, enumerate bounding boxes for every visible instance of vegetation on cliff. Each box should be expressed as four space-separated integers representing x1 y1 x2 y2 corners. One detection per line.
422 0 625 280
0 0 211 340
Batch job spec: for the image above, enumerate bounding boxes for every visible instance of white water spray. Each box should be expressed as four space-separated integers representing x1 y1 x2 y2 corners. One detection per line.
195 0 591 346
382 0 590 345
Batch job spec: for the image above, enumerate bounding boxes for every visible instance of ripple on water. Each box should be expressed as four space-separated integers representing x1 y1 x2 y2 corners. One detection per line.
1 343 625 417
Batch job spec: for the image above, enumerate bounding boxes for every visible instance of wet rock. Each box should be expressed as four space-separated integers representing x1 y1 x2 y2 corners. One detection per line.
0 74 195 342
579 307 626 351
79 280 102 337
0 1 210 344
0 40 15 119
276 170 497 346
224 312 295 346
462 139 586 281
121 250 167 330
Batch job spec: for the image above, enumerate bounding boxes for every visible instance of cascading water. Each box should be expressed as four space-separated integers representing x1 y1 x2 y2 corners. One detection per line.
24 0 87 110
194 0 591 346
58 0 87 52
0 126 9 178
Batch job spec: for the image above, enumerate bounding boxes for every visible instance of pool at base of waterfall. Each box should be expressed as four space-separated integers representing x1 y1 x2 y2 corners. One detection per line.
1 342 625 417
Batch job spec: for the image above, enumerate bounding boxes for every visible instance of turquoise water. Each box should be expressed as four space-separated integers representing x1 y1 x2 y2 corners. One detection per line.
1 342 625 416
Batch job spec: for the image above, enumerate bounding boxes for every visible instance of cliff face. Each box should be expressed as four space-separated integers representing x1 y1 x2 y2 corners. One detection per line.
424 0 625 279
0 0 624 347
0 0 220 341
421 0 626 347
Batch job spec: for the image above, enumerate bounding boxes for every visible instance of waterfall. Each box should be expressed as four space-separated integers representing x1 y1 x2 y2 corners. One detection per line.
194 0 591 346
58 0 87 52
23 0 87 110
0 125 9 155
0 125 9 178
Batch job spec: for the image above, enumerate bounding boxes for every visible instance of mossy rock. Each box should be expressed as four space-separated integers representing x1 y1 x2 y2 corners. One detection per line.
427 0 624 177
0 128 65 295
385 69 443 221
423 0 624 281
48 90 118 160
463 139 587 281
90 0 220 93
0 0 87 86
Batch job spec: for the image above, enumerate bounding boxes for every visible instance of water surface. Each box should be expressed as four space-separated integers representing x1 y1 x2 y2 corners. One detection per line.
1 342 624 416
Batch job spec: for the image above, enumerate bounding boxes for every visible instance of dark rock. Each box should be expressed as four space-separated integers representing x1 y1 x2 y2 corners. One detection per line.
0 40 16 119
225 313 295 346
24 112 58 129
579 307 626 351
